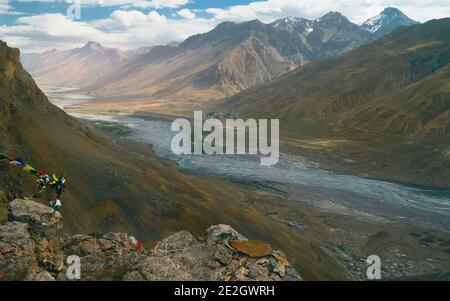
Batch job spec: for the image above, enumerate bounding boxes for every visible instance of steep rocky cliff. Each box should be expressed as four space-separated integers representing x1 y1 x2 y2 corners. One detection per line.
0 199 301 281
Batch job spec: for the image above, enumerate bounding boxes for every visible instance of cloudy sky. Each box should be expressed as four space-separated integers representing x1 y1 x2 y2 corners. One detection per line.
0 0 449 52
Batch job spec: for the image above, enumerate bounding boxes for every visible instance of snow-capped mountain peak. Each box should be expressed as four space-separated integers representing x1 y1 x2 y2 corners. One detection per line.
271 16 312 34
361 7 419 35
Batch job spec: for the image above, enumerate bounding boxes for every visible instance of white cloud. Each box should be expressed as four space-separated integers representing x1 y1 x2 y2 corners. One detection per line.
0 0 12 14
177 8 195 20
92 9 213 47
0 13 114 51
97 10 151 29
0 10 214 52
150 0 190 9
16 0 149 6
16 0 190 9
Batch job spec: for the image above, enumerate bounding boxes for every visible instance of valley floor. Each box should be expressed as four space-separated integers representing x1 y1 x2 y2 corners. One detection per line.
67 90 450 191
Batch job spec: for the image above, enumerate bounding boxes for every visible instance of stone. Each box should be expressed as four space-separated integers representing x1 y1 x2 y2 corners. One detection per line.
273 263 286 277
123 270 146 281
235 267 249 278
79 238 102 255
230 240 273 258
98 238 115 251
284 267 303 281
139 231 222 281
26 269 56 281
71 234 92 243
154 230 196 255
9 199 61 225
206 259 222 269
8 199 62 239
256 258 270 266
272 250 290 267
246 262 272 281
235 267 250 281
205 224 247 247
36 239 65 272
214 245 233 266
270 273 282 281
0 241 13 254
140 256 199 281
0 222 34 250
0 222 36 280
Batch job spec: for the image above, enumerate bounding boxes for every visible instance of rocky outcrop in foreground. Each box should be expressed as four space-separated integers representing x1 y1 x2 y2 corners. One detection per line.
0 199 301 281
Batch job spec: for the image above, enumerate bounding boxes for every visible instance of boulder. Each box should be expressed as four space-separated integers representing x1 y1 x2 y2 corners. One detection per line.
36 238 65 273
273 262 286 277
214 244 233 266
8 199 62 239
78 238 103 255
283 267 303 281
205 224 247 247
25 269 56 281
153 230 196 255
272 250 290 267
230 240 273 258
142 230 220 281
234 267 250 281
61 232 144 281
0 222 36 280
246 262 272 280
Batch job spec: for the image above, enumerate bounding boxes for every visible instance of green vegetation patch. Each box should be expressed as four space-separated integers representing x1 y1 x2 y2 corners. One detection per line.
88 232 105 239
92 120 132 138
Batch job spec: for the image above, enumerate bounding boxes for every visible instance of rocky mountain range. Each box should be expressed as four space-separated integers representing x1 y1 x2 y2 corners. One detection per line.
271 12 372 59
21 8 418 106
217 18 450 188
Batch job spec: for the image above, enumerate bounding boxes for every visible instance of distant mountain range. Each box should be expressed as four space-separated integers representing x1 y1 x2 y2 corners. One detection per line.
21 7 418 103
218 18 450 188
21 41 132 87
271 11 372 59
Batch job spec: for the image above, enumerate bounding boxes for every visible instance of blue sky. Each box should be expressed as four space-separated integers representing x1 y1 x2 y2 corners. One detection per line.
1 1 257 25
1 0 449 52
